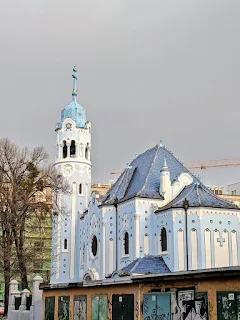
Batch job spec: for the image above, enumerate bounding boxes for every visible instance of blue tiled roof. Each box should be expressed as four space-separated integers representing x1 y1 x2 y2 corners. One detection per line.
56 101 87 130
156 182 237 212
102 144 237 210
102 144 193 204
119 255 170 275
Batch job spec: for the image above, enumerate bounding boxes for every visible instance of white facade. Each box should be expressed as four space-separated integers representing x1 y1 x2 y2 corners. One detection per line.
51 68 240 284
51 67 92 283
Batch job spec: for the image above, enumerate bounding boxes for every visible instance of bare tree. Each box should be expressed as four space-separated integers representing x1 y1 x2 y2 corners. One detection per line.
0 204 13 315
0 138 68 314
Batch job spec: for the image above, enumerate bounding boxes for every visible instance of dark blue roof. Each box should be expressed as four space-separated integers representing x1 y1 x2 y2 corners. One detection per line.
119 255 170 275
102 144 193 204
156 182 237 212
102 144 238 210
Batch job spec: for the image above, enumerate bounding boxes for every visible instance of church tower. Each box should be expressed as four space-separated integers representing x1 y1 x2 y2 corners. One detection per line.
51 66 92 284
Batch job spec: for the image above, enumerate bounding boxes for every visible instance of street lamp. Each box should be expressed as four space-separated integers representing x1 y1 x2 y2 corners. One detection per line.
114 197 119 271
182 198 189 271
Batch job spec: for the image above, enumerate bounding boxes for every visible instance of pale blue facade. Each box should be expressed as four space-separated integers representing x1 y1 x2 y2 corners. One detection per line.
51 67 92 283
51 68 240 284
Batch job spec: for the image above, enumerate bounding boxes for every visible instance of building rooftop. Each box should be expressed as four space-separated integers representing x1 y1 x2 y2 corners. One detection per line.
118 255 170 276
156 182 237 212
102 143 237 210
102 144 193 204
56 101 87 130
41 266 240 290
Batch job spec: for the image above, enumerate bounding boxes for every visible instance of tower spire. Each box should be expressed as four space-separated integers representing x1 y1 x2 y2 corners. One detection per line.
72 65 78 102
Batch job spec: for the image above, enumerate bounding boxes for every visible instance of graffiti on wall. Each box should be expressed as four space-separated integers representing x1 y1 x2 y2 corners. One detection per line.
74 295 87 320
217 292 240 320
171 290 208 320
143 293 171 320
237 294 240 320
58 296 70 320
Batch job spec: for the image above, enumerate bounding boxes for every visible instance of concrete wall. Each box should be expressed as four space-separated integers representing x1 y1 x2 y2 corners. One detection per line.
8 276 43 320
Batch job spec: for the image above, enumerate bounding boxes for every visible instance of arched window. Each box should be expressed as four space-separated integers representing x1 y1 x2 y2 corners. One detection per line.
161 227 167 252
63 238 68 250
91 235 98 257
123 232 129 255
79 183 83 195
70 140 76 156
63 141 67 158
85 143 89 160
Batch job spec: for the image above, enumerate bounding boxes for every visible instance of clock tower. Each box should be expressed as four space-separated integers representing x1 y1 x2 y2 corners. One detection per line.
51 66 92 283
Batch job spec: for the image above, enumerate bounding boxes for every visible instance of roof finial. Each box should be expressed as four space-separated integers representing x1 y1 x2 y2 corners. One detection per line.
72 65 78 102
194 175 201 185
159 139 164 147
161 157 169 172
126 163 132 169
163 157 168 168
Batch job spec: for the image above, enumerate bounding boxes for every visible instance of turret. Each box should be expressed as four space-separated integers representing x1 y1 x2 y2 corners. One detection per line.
160 158 172 203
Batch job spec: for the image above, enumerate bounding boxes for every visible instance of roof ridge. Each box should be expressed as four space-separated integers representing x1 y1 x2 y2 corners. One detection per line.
179 183 196 201
130 257 142 273
199 183 237 207
136 144 160 197
114 170 128 200
122 167 137 198
196 184 201 205
130 145 158 166
156 182 238 212
119 168 130 200
168 182 195 206
106 169 128 203
155 183 196 212
164 147 197 181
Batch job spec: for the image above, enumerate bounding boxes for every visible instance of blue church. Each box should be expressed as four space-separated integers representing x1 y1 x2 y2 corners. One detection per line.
51 67 240 284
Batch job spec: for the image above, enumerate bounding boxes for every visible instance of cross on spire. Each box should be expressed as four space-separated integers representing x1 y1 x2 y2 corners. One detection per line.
72 66 78 102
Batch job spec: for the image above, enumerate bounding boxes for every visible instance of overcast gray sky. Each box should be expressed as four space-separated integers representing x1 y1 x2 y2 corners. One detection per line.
0 0 239 189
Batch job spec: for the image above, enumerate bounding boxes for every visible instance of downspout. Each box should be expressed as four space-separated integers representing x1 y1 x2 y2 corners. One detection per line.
183 206 189 271
183 198 189 271
114 197 119 271
185 207 189 271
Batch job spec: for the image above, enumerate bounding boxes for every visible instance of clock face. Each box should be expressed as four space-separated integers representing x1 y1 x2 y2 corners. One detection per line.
63 164 73 177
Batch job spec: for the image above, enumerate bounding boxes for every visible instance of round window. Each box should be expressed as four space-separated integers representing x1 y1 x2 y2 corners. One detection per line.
91 235 98 256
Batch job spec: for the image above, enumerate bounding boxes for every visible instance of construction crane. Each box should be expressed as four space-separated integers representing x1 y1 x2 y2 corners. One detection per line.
185 158 240 170
110 158 240 174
